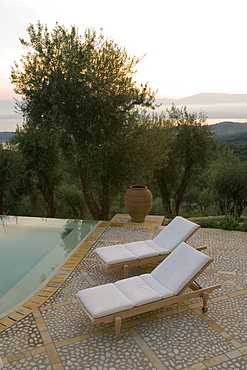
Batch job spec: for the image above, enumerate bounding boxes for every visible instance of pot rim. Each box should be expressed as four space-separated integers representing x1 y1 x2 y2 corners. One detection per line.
130 185 147 189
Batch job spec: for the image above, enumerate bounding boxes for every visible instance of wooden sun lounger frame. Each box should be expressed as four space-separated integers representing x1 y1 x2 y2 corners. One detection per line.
96 226 205 278
77 258 221 340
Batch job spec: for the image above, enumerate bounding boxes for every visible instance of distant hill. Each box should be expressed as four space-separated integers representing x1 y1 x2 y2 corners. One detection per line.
1 121 247 147
155 93 247 119
1 121 247 144
159 93 247 105
0 131 15 142
1 93 247 128
210 121 247 137
217 132 247 145
156 93 247 106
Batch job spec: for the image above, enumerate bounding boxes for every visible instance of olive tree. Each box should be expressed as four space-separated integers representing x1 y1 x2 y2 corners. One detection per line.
11 22 156 220
154 105 217 218
209 149 247 218
0 144 27 214
11 125 61 217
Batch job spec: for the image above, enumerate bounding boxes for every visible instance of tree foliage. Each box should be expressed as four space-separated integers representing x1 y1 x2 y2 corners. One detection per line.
154 105 217 218
11 22 156 219
208 149 247 218
0 144 27 214
11 125 61 217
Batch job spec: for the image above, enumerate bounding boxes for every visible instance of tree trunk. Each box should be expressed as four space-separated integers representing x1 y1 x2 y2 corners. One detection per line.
99 174 110 220
36 170 56 218
77 162 110 220
44 190 56 218
232 199 244 219
172 167 191 216
40 187 56 217
0 190 3 215
156 170 173 218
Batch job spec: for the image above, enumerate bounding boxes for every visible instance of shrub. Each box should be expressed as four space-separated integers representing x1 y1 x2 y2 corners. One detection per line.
150 197 163 215
197 219 220 229
242 220 247 232
219 216 239 230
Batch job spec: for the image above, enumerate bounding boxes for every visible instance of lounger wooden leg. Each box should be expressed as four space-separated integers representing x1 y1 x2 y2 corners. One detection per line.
115 316 122 340
123 265 129 278
202 291 209 312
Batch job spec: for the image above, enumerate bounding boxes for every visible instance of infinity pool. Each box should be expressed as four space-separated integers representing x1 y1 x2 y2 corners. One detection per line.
0 216 98 318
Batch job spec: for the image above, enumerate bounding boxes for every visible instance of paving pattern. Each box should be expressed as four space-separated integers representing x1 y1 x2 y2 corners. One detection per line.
0 214 246 369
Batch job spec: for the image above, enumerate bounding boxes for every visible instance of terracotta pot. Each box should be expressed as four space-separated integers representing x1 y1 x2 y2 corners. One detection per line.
124 185 153 223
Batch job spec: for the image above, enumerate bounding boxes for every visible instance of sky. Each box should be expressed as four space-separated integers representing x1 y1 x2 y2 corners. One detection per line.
1 0 247 102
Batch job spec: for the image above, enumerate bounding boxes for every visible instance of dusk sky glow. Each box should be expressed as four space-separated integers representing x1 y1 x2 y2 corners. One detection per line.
1 0 247 101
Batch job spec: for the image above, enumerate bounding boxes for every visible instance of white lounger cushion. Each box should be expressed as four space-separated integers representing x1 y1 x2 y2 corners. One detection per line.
77 283 134 318
124 241 160 258
95 216 199 266
114 277 162 306
96 244 137 264
153 216 199 252
77 243 211 320
95 241 167 265
141 240 169 255
140 274 174 298
151 242 211 295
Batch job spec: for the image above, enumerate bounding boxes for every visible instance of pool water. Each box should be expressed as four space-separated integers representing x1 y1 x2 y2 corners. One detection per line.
0 216 98 317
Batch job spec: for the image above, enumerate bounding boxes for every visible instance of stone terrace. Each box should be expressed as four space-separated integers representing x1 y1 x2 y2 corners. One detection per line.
0 214 247 369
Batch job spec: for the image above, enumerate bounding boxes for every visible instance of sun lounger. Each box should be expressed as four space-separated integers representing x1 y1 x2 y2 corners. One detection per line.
77 242 220 339
95 216 202 277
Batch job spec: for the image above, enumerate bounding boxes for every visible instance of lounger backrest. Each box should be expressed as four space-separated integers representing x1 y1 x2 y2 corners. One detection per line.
151 242 211 295
153 216 200 252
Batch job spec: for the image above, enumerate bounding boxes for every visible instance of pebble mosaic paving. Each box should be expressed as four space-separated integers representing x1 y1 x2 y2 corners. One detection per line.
0 214 246 369
136 311 235 369
0 314 43 357
56 331 156 370
207 295 247 346
43 269 91 306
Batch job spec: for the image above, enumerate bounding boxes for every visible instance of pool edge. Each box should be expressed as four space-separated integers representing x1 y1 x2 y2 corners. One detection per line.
0 220 109 331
